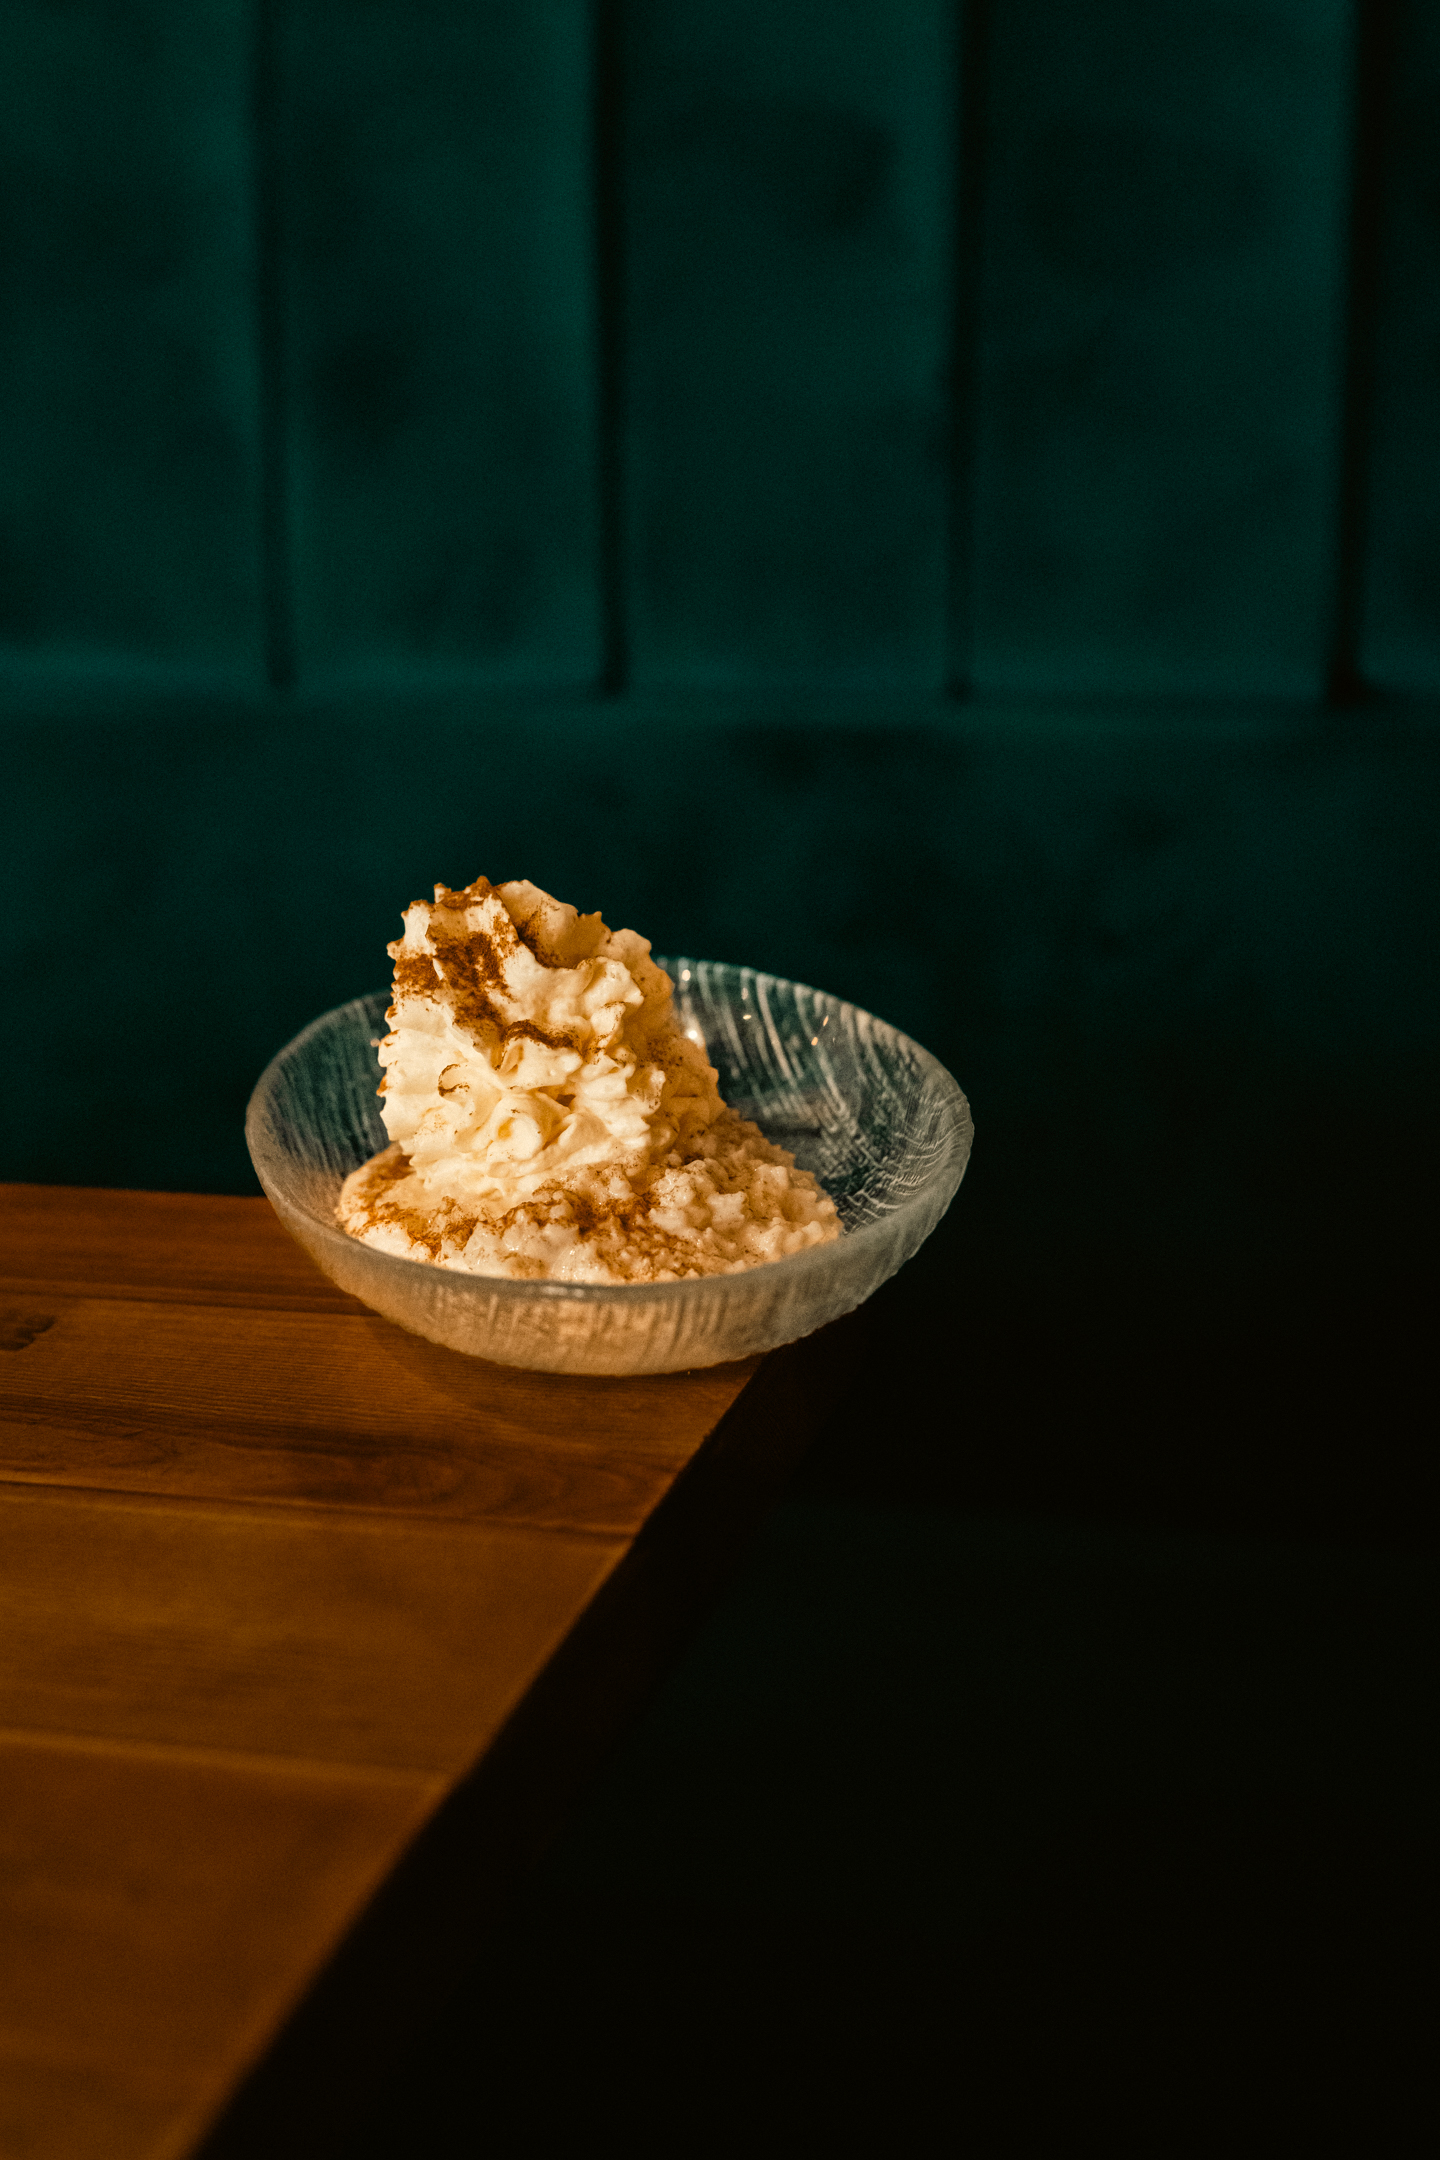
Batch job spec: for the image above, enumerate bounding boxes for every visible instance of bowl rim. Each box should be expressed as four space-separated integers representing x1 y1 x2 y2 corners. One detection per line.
245 962 973 1308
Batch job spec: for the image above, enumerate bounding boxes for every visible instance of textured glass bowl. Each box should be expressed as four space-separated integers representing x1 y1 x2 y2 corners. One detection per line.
245 962 973 1377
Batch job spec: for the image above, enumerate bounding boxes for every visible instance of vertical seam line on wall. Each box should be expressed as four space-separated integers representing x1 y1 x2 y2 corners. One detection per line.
594 0 628 697
1327 0 1397 708
945 0 993 701
253 0 296 691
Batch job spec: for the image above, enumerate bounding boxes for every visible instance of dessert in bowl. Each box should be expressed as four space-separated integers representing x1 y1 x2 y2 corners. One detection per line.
245 877 972 1375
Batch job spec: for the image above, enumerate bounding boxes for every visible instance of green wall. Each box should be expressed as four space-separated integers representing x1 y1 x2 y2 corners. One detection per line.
4 2 1438 1226
6 687 1436 1281
3 0 1439 696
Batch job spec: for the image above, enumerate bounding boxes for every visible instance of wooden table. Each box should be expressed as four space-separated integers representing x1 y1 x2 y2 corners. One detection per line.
0 1185 853 2160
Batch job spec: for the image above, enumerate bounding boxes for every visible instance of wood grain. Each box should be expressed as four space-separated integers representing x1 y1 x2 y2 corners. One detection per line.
0 1295 756 1534
0 1185 365 1311
0 1185 845 2159
0 1731 437 2160
0 1485 624 1775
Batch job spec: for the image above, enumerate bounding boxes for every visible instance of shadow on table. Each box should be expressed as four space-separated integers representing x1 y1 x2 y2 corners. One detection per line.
337 1199 1435 2153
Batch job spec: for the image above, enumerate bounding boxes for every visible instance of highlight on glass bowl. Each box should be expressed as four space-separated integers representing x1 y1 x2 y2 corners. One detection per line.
245 875 973 1376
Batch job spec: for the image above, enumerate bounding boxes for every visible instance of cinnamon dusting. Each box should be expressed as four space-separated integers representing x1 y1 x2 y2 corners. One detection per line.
390 903 584 1057
337 873 840 1284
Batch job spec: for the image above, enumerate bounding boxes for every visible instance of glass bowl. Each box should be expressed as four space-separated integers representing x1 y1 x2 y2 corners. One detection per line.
245 961 973 1377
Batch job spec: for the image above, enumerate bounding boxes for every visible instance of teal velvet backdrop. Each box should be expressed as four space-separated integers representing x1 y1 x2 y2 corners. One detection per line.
2 1 1436 2143
3 0 1437 1245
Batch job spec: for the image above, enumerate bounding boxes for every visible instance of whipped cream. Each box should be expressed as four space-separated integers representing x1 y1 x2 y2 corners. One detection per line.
336 876 840 1284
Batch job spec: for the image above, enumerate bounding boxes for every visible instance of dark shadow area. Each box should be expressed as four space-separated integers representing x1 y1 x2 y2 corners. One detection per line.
797 1188 1434 1548
341 1858 1430 2150
341 1477 1435 2153
334 1017 1433 2152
